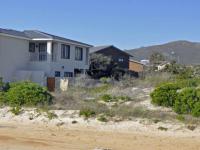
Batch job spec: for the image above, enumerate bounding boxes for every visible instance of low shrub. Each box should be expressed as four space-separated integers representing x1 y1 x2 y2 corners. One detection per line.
151 82 180 107
173 88 200 117
158 126 168 131
101 94 113 102
79 108 96 118
10 106 22 115
100 77 111 84
101 94 132 103
97 114 108 122
46 111 58 120
5 81 52 107
176 115 185 122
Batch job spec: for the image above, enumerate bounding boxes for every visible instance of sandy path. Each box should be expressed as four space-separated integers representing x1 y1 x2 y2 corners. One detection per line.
0 123 199 150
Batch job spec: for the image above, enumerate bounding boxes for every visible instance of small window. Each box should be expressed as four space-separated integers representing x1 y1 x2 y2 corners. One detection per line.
64 72 73 77
29 43 35 52
118 58 124 62
75 47 83 61
55 71 61 77
61 44 70 59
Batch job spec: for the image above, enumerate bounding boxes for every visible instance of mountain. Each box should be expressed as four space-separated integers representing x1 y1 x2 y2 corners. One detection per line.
126 40 200 65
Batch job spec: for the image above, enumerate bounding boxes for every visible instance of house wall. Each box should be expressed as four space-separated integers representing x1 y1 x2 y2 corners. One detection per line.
49 43 89 77
0 35 29 82
0 35 90 83
129 61 144 72
95 47 130 70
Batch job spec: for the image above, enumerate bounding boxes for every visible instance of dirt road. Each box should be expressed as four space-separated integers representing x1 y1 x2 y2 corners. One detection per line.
0 123 199 150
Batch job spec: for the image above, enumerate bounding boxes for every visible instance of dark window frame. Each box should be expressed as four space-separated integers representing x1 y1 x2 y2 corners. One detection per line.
55 71 61 77
64 72 73 77
75 47 83 61
61 44 70 59
29 43 35 52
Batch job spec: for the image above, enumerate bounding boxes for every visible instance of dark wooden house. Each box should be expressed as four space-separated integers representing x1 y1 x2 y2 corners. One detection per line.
89 45 132 78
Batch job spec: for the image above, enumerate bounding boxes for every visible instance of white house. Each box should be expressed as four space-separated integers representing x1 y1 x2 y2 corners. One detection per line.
0 28 92 89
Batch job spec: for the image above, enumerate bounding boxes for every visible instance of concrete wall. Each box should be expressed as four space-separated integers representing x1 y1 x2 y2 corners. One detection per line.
0 35 29 82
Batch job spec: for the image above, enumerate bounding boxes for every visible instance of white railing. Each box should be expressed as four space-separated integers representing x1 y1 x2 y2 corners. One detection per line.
30 52 47 62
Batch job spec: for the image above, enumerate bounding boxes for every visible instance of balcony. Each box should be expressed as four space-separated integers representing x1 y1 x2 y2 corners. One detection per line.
30 52 47 62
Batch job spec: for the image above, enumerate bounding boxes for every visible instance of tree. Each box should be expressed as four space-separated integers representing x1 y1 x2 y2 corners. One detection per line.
149 52 165 65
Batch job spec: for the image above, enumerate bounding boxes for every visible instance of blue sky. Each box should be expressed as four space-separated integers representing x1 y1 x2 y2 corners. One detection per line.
1 0 200 49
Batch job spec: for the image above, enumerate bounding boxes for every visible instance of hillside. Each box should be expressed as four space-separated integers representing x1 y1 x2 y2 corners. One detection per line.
126 41 200 65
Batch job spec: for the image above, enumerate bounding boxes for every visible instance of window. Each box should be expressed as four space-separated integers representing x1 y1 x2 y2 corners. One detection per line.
29 43 35 52
55 71 61 77
61 44 70 59
118 58 124 62
64 72 73 77
75 47 83 61
39 43 47 61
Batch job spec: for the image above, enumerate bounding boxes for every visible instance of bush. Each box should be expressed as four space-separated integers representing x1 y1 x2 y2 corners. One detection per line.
100 77 111 84
79 108 96 118
101 94 113 102
173 88 200 117
10 106 22 115
5 81 52 107
151 82 180 107
101 94 132 103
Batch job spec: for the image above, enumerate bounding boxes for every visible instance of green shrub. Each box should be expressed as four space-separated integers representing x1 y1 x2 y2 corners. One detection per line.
176 115 185 122
79 108 96 118
158 126 168 131
192 102 200 117
97 114 108 122
46 111 58 120
151 82 180 107
6 81 52 107
176 78 200 88
101 94 132 103
173 88 200 117
10 106 22 115
100 77 110 84
101 94 113 102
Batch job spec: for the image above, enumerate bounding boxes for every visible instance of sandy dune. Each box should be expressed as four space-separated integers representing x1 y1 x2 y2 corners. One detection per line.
0 123 200 150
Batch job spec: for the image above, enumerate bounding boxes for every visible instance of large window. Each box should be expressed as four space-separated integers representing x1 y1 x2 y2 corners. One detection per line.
75 47 83 61
61 44 70 59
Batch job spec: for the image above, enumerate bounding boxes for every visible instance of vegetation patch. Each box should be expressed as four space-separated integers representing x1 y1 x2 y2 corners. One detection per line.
151 82 180 107
10 106 22 115
5 81 52 107
79 108 96 119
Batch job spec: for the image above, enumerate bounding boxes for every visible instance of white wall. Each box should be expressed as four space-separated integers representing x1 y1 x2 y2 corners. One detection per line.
49 43 89 77
0 35 29 82
0 36 90 82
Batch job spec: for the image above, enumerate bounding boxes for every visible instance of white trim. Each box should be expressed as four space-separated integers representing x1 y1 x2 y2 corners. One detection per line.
0 33 30 40
32 38 92 48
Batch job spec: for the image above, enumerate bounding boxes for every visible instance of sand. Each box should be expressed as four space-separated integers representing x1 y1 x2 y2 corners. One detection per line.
0 103 199 150
0 122 200 150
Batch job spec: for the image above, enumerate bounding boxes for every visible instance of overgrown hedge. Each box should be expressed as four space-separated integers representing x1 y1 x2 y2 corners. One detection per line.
0 81 52 107
151 79 200 117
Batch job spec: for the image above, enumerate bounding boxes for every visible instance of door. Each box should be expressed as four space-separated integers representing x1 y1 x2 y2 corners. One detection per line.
47 77 55 92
